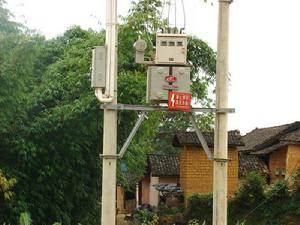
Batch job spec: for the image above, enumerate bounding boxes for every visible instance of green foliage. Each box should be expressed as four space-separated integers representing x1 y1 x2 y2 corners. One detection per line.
0 0 217 224
19 212 31 225
233 172 266 208
185 193 213 224
264 180 292 225
133 209 159 225
228 172 266 225
0 170 17 225
188 219 201 225
0 170 16 201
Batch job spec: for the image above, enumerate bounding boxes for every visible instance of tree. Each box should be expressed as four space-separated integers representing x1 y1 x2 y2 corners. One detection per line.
0 0 217 224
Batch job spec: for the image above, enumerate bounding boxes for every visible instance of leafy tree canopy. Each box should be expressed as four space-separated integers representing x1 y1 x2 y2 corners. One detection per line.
0 0 217 224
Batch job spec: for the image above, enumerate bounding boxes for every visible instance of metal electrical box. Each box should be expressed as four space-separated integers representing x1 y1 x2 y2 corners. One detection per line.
147 66 190 103
91 46 106 88
155 33 188 65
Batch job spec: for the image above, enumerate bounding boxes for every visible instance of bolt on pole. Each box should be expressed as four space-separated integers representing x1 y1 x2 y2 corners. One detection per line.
101 0 118 225
213 1 231 225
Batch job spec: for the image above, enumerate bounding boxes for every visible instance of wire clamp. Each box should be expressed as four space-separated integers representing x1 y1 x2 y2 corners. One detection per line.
219 0 234 4
213 157 231 162
99 154 119 159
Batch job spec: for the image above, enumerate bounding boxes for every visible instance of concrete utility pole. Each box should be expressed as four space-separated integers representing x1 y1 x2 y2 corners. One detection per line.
213 1 231 225
101 0 118 224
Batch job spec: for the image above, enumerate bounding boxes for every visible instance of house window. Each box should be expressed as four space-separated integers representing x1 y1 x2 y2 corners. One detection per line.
161 40 167 46
160 41 168 46
275 168 280 176
177 41 183 47
169 41 175 46
281 168 286 176
275 168 286 176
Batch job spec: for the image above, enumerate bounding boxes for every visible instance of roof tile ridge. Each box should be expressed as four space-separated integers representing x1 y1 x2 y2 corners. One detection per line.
253 122 300 151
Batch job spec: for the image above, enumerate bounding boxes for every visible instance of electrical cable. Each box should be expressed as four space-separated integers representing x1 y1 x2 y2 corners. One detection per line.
167 0 171 31
174 0 177 31
180 0 186 32
159 0 166 23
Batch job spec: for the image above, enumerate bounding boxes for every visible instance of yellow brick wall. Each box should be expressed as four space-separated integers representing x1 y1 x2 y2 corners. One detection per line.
141 177 150 204
180 146 238 200
269 147 287 183
286 145 300 178
116 185 124 214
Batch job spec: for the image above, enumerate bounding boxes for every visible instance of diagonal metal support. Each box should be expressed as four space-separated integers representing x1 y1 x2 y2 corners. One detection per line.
118 112 147 158
189 113 213 160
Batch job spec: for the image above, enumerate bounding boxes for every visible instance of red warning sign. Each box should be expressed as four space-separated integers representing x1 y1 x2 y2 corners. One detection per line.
168 91 192 111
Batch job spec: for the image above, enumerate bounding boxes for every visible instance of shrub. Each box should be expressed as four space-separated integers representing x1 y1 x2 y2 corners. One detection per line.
19 213 32 225
133 208 159 225
185 193 212 224
264 180 291 225
229 172 266 224
233 172 266 208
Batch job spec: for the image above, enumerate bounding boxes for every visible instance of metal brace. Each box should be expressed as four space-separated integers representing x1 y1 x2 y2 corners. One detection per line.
99 104 234 160
101 103 235 114
189 113 214 160
100 112 147 159
118 112 147 158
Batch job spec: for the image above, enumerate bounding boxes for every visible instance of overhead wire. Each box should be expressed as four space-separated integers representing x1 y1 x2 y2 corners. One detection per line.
160 0 186 33
167 0 171 30
180 0 186 32
174 0 177 30
159 0 166 22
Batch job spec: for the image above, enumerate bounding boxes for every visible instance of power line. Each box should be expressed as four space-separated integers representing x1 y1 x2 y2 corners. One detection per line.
159 0 166 22
180 0 186 31
167 0 171 29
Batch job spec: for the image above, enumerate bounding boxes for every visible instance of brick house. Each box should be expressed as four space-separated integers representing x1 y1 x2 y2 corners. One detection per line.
239 121 300 184
116 171 137 214
172 130 244 201
139 154 180 206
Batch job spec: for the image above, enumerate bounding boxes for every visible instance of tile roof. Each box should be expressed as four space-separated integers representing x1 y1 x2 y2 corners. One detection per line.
280 128 300 143
238 153 269 177
172 130 244 148
251 142 288 155
238 124 290 152
239 121 300 155
148 154 180 176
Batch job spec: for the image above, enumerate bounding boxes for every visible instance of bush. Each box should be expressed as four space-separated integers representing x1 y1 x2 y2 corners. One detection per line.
264 180 291 225
228 172 266 224
133 208 159 225
233 172 266 208
185 193 213 224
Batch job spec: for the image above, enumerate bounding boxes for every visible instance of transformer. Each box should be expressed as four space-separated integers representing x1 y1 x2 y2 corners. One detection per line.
147 66 190 103
155 33 188 65
134 32 191 104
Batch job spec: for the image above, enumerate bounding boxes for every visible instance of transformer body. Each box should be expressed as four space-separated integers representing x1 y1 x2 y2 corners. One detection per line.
147 66 190 103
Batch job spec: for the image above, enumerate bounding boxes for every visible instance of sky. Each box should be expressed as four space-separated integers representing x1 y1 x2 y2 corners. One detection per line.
5 0 300 134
